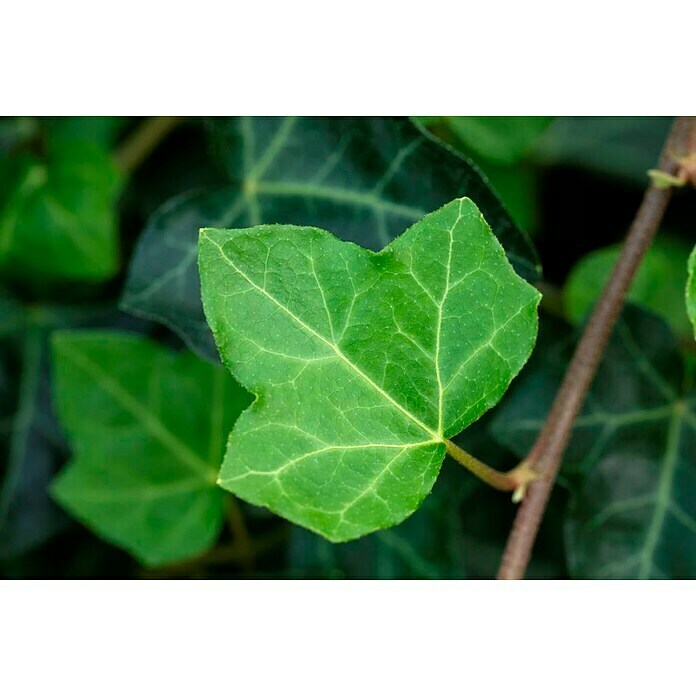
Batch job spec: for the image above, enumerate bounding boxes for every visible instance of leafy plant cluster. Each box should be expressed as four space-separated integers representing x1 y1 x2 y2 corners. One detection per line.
0 116 694 579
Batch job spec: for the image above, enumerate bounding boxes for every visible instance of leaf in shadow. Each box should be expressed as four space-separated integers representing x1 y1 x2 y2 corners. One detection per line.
0 303 154 560
50 332 251 566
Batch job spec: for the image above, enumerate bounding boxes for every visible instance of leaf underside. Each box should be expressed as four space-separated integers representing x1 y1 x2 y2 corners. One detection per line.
200 198 540 542
492 306 696 579
122 116 540 362
51 332 251 566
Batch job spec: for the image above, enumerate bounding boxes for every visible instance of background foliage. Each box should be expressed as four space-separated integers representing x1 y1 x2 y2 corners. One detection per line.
0 116 693 579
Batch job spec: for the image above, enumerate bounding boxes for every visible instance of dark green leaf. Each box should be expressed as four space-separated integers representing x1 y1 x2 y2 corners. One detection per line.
50 332 252 566
200 198 540 541
492 306 696 578
122 117 540 362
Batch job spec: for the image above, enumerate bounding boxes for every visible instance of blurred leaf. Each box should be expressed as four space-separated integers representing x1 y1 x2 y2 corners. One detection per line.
688 245 696 339
0 117 38 155
413 117 544 233
413 116 441 127
492 306 696 578
0 323 70 558
0 138 121 283
122 116 540 362
51 332 251 566
565 236 693 341
200 199 540 541
0 304 154 560
40 117 130 146
0 287 24 338
444 116 553 165
119 119 224 224
481 161 539 232
534 117 671 183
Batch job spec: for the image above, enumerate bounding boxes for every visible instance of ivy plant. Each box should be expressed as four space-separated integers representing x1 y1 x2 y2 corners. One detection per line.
1 115 695 580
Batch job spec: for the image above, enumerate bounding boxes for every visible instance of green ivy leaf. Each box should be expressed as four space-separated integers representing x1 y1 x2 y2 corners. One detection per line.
200 198 540 542
565 237 693 341
0 303 144 560
50 332 252 566
0 139 121 283
40 116 130 146
687 245 696 339
443 117 553 165
491 307 696 578
122 117 540 362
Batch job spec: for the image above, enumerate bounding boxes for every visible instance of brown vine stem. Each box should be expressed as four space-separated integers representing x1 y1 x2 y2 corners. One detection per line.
115 116 185 175
496 115 696 580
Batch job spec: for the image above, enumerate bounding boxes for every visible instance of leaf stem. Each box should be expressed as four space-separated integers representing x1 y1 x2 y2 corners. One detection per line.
115 116 185 175
224 495 254 571
496 116 696 580
445 440 540 496
141 527 288 579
